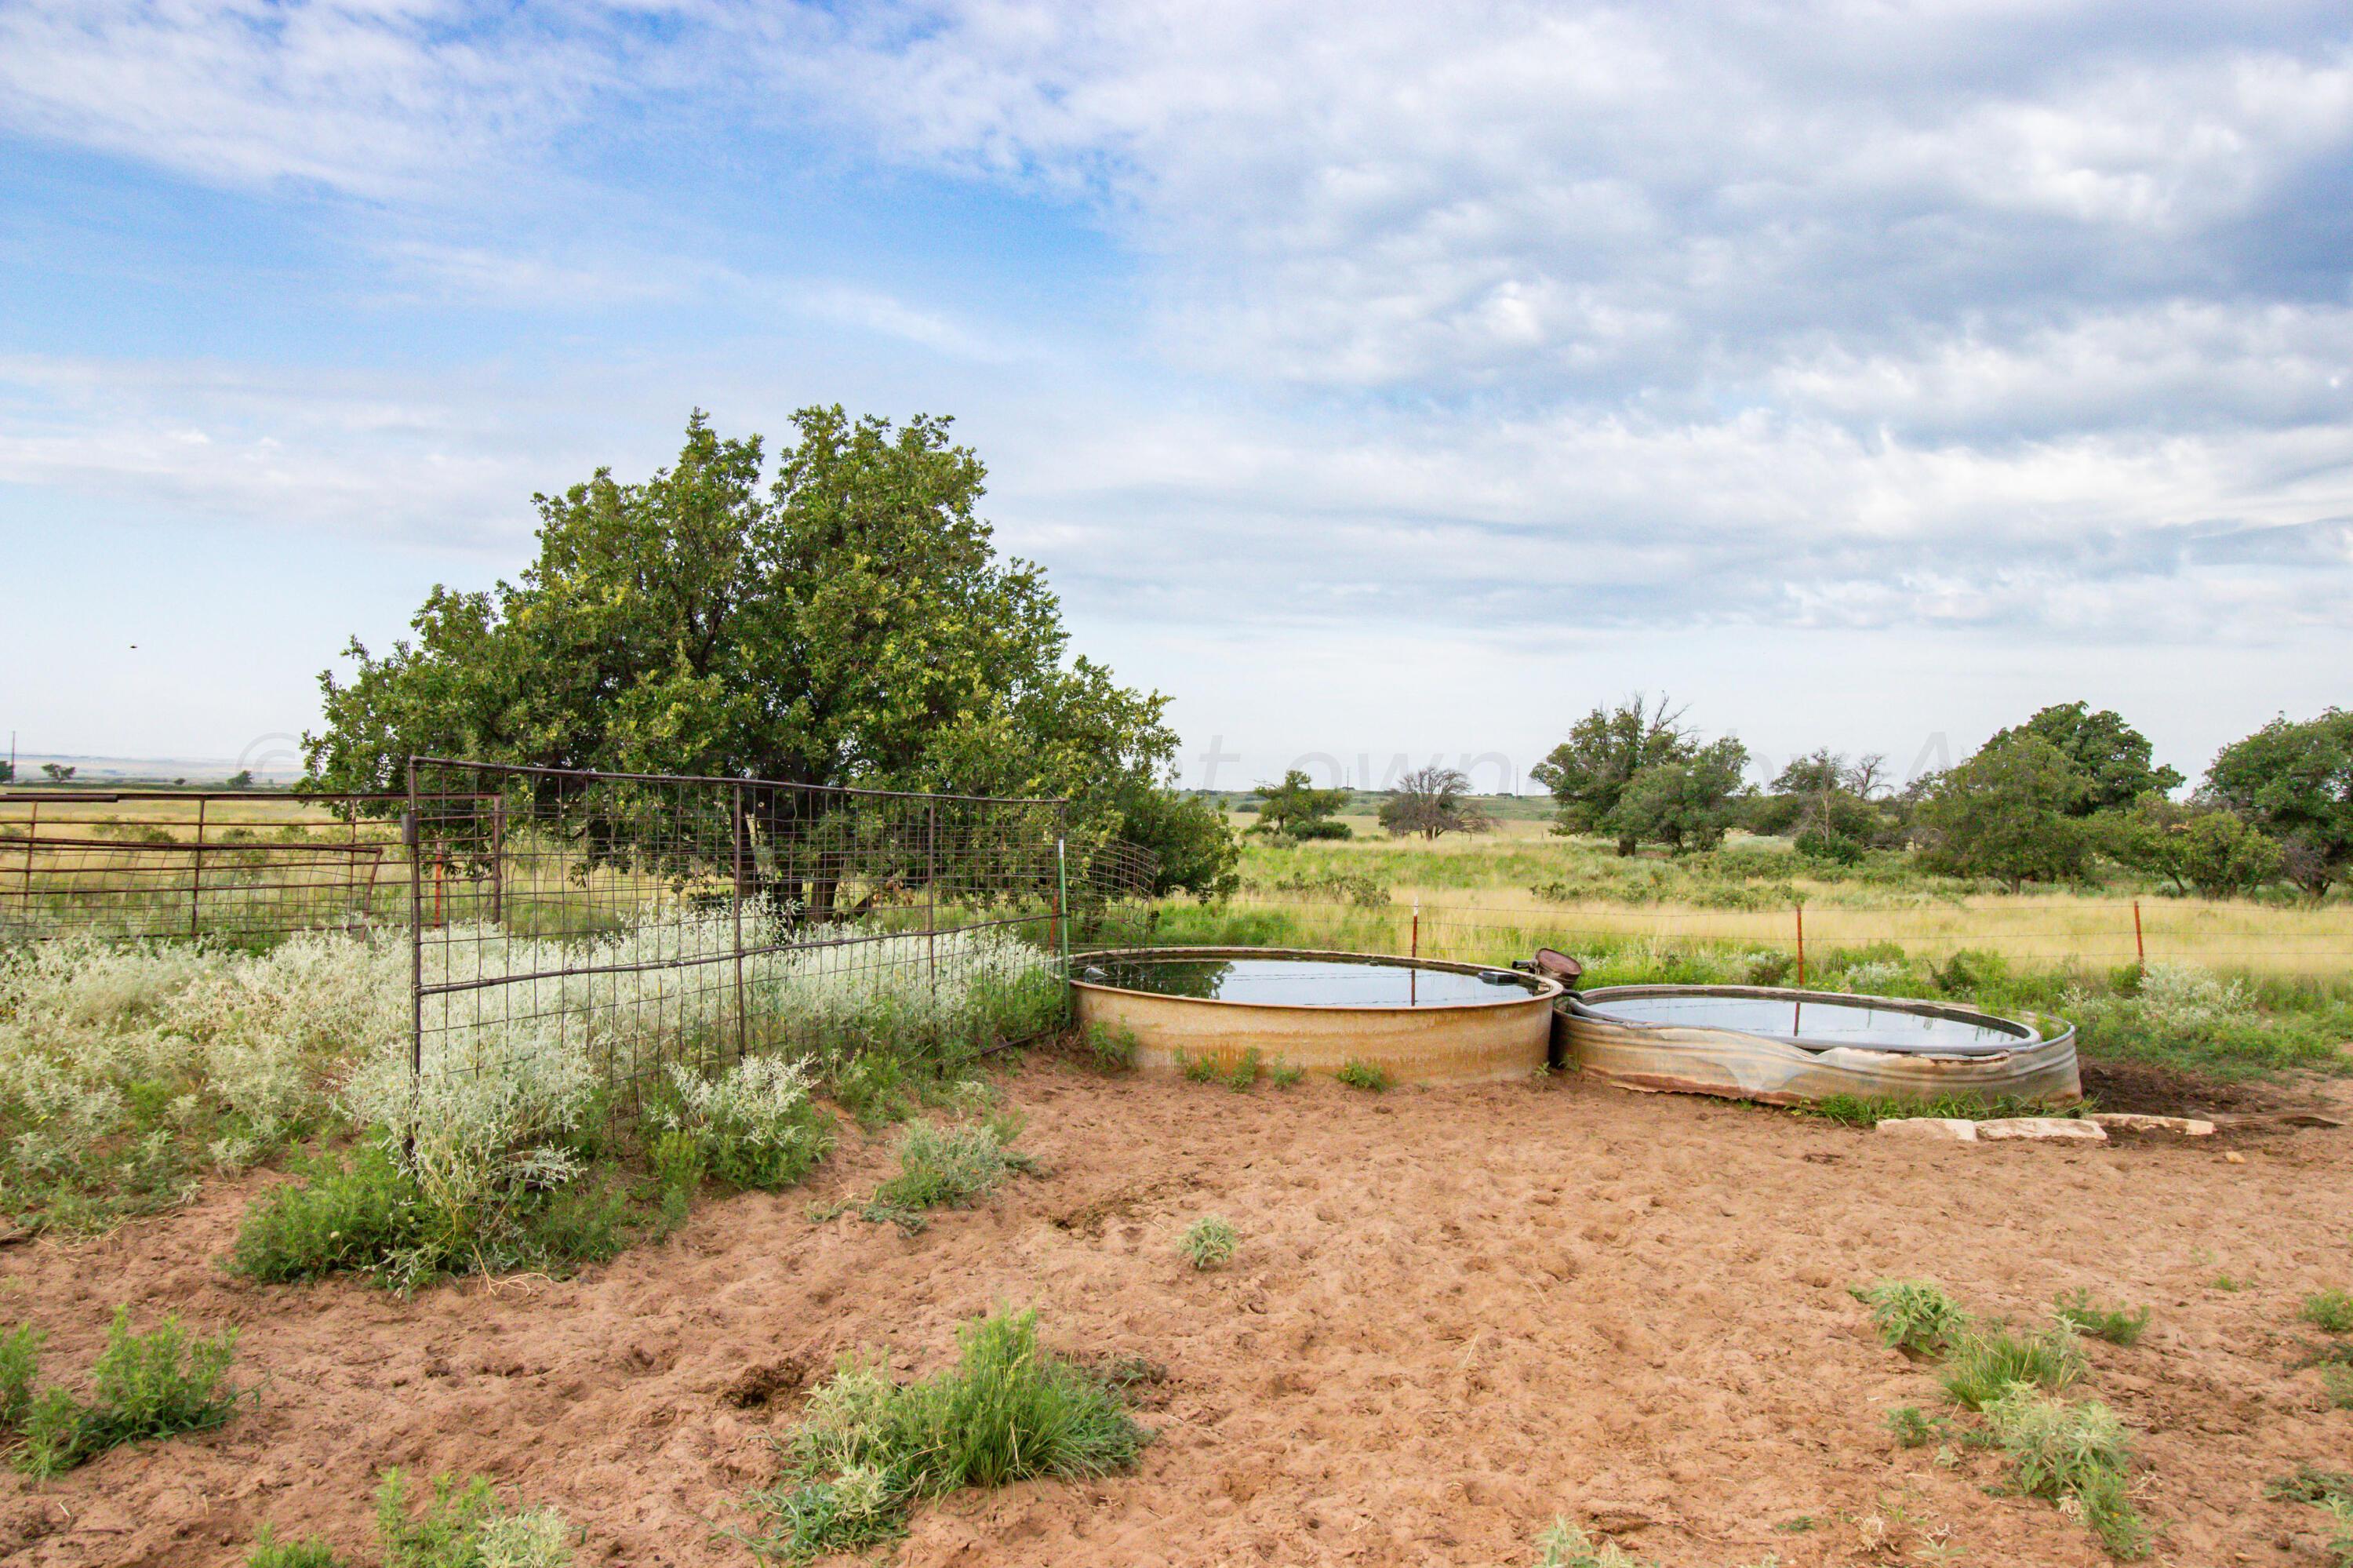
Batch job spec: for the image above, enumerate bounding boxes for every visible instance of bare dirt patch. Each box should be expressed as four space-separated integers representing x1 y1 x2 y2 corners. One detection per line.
2 1061 2349 1566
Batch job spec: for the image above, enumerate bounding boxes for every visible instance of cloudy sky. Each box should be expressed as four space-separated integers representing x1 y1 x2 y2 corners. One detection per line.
2 1 2348 789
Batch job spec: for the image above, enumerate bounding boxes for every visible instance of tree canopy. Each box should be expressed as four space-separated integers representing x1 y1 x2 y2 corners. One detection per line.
302 408 1233 893
2204 709 2353 898
1249 769 1353 839
1915 735 2091 890
1533 695 1748 855
1983 701 2182 815
1377 766 1494 841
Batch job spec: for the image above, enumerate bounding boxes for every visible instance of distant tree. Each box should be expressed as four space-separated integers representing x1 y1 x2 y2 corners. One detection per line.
1983 702 2182 816
1534 693 1710 856
1751 748 1899 857
1249 769 1352 839
38 763 74 784
1377 766 1495 841
2204 709 2353 898
1915 737 2091 890
2099 794 2284 900
224 769 255 790
1603 737 1752 855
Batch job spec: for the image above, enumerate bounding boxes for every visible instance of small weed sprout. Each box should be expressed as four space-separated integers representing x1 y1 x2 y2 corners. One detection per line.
1335 1059 1392 1093
1939 1324 2086 1410
1265 1058 1304 1089
862 1115 1036 1232
1853 1279 1969 1355
2301 1289 2353 1335
2322 1365 2353 1410
1223 1047 1264 1092
1176 1050 1221 1085
1982 1384 2149 1559
746 1309 1148 1563
1180 1216 1238 1271
1885 1406 1951 1448
1532 1518 1655 1567
2053 1290 2151 1347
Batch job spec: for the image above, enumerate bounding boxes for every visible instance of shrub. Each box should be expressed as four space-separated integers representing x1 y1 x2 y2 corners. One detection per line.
2053 1290 2151 1347
1853 1279 1969 1355
2303 1290 2353 1335
1335 1059 1392 1093
1265 1058 1304 1089
1223 1048 1264 1092
13 1306 242 1477
648 1057 831 1191
232 1146 432 1285
746 1309 1147 1563
1078 1024 1136 1073
862 1115 1035 1232
247 1528 342 1568
0 1323 42 1429
1180 1216 1238 1271
1940 1325 2086 1411
1177 1050 1221 1084
376 1469 575 1568
1982 1385 2148 1559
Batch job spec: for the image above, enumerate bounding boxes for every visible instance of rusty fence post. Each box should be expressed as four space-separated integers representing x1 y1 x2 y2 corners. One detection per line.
188 796 207 937
1795 901 1806 988
2133 899 2145 975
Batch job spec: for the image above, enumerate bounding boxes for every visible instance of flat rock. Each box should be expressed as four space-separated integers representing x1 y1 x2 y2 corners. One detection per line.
1875 1118 1979 1142
1974 1116 2108 1143
2089 1112 2216 1137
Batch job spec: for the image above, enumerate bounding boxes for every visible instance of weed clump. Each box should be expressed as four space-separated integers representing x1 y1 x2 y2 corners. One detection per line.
1078 1024 1136 1073
1180 1216 1238 1271
745 1309 1148 1562
246 1528 342 1568
1853 1279 1969 1355
375 1468 575 1567
2302 1289 2353 1335
647 1057 832 1191
1223 1047 1264 1091
1335 1059 1392 1093
1939 1324 2086 1410
1982 1384 2149 1559
2053 1290 2151 1347
1265 1058 1304 1089
861 1115 1035 1232
1 1306 242 1477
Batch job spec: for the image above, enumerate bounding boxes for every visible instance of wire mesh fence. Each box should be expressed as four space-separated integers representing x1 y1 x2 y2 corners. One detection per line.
402 759 1157 1097
0 789 470 942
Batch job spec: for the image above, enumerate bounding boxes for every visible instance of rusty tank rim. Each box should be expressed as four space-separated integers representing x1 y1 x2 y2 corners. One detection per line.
1567 983 2068 1056
1070 946 1566 1013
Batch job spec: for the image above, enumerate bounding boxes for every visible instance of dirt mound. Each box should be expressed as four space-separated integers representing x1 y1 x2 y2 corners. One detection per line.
0 1063 2348 1566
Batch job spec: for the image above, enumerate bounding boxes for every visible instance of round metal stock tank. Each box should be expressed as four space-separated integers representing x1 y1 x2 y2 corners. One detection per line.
1559 984 2080 1106
1071 947 1563 1086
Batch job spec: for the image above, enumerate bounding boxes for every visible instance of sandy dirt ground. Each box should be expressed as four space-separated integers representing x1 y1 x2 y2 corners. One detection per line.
1 1056 2349 1568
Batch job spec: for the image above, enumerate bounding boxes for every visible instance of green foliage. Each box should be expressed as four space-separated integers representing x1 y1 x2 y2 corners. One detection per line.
1981 1385 2149 1559
376 1469 575 1568
1917 736 2093 890
1534 693 1720 855
647 1057 833 1191
301 408 1182 861
1854 1279 1971 1354
1804 1093 2071 1129
1177 1049 1221 1084
2322 1365 2353 1409
247 1528 343 1568
2206 709 2353 898
1111 784 1242 897
746 1309 1148 1563
1377 766 1495 841
1530 1519 1663 1567
1885 1405 1954 1448
2053 1290 2150 1347
1265 1058 1305 1089
1984 702 2182 816
1078 1023 1136 1073
1180 1216 1238 1271
0 1323 42 1430
2304 1290 2353 1335
1938 1325 2086 1410
1222 1047 1264 1091
862 1115 1035 1232
2100 795 2283 899
9 1306 242 1477
1249 770 1353 839
1334 1059 1392 1093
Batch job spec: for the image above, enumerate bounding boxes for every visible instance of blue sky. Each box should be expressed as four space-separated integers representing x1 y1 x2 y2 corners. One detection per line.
2 1 2348 790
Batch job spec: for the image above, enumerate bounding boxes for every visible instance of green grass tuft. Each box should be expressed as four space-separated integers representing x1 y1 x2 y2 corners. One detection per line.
246 1527 342 1568
861 1115 1035 1233
1180 1216 1238 1271
744 1309 1149 1563
1078 1024 1136 1073
376 1468 575 1567
1853 1279 1969 1355
2302 1289 2353 1335
1176 1050 1222 1084
1939 1324 2086 1410
2053 1290 2151 1347
1265 1058 1305 1089
1334 1059 1393 1093
1223 1047 1264 1092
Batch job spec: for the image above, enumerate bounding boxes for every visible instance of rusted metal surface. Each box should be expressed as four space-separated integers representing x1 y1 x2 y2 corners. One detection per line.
1559 984 2082 1106
1071 944 1562 1086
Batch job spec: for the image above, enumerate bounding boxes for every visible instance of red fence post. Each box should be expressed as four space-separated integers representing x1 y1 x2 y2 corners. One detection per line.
1795 901 1806 988
2133 899 2145 975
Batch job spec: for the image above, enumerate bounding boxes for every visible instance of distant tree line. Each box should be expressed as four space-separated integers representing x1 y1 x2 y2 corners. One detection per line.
1533 693 2353 898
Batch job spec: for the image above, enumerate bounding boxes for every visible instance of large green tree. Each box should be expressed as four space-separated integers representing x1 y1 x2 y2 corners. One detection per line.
1982 702 2182 815
2204 710 2353 898
1915 736 2092 890
1377 766 1495 842
303 409 1232 893
1533 695 1747 855
1249 769 1353 839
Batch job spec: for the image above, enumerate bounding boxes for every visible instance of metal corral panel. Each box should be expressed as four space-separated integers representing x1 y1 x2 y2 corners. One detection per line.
1072 947 1560 1086
1560 985 2082 1105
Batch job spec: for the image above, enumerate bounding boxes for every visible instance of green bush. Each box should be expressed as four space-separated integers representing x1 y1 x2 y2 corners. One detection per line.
246 1527 342 1568
647 1057 832 1191
1180 1216 1238 1271
0 1323 42 1429
376 1469 575 1568
746 1309 1148 1562
1853 1279 1969 1355
2303 1289 2353 1335
1939 1325 2086 1411
1078 1024 1136 1073
1223 1048 1264 1092
862 1115 1035 1232
1177 1050 1222 1084
1265 1058 1304 1089
1983 1385 2148 1559
2053 1290 2150 1347
12 1306 242 1477
1335 1059 1392 1093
